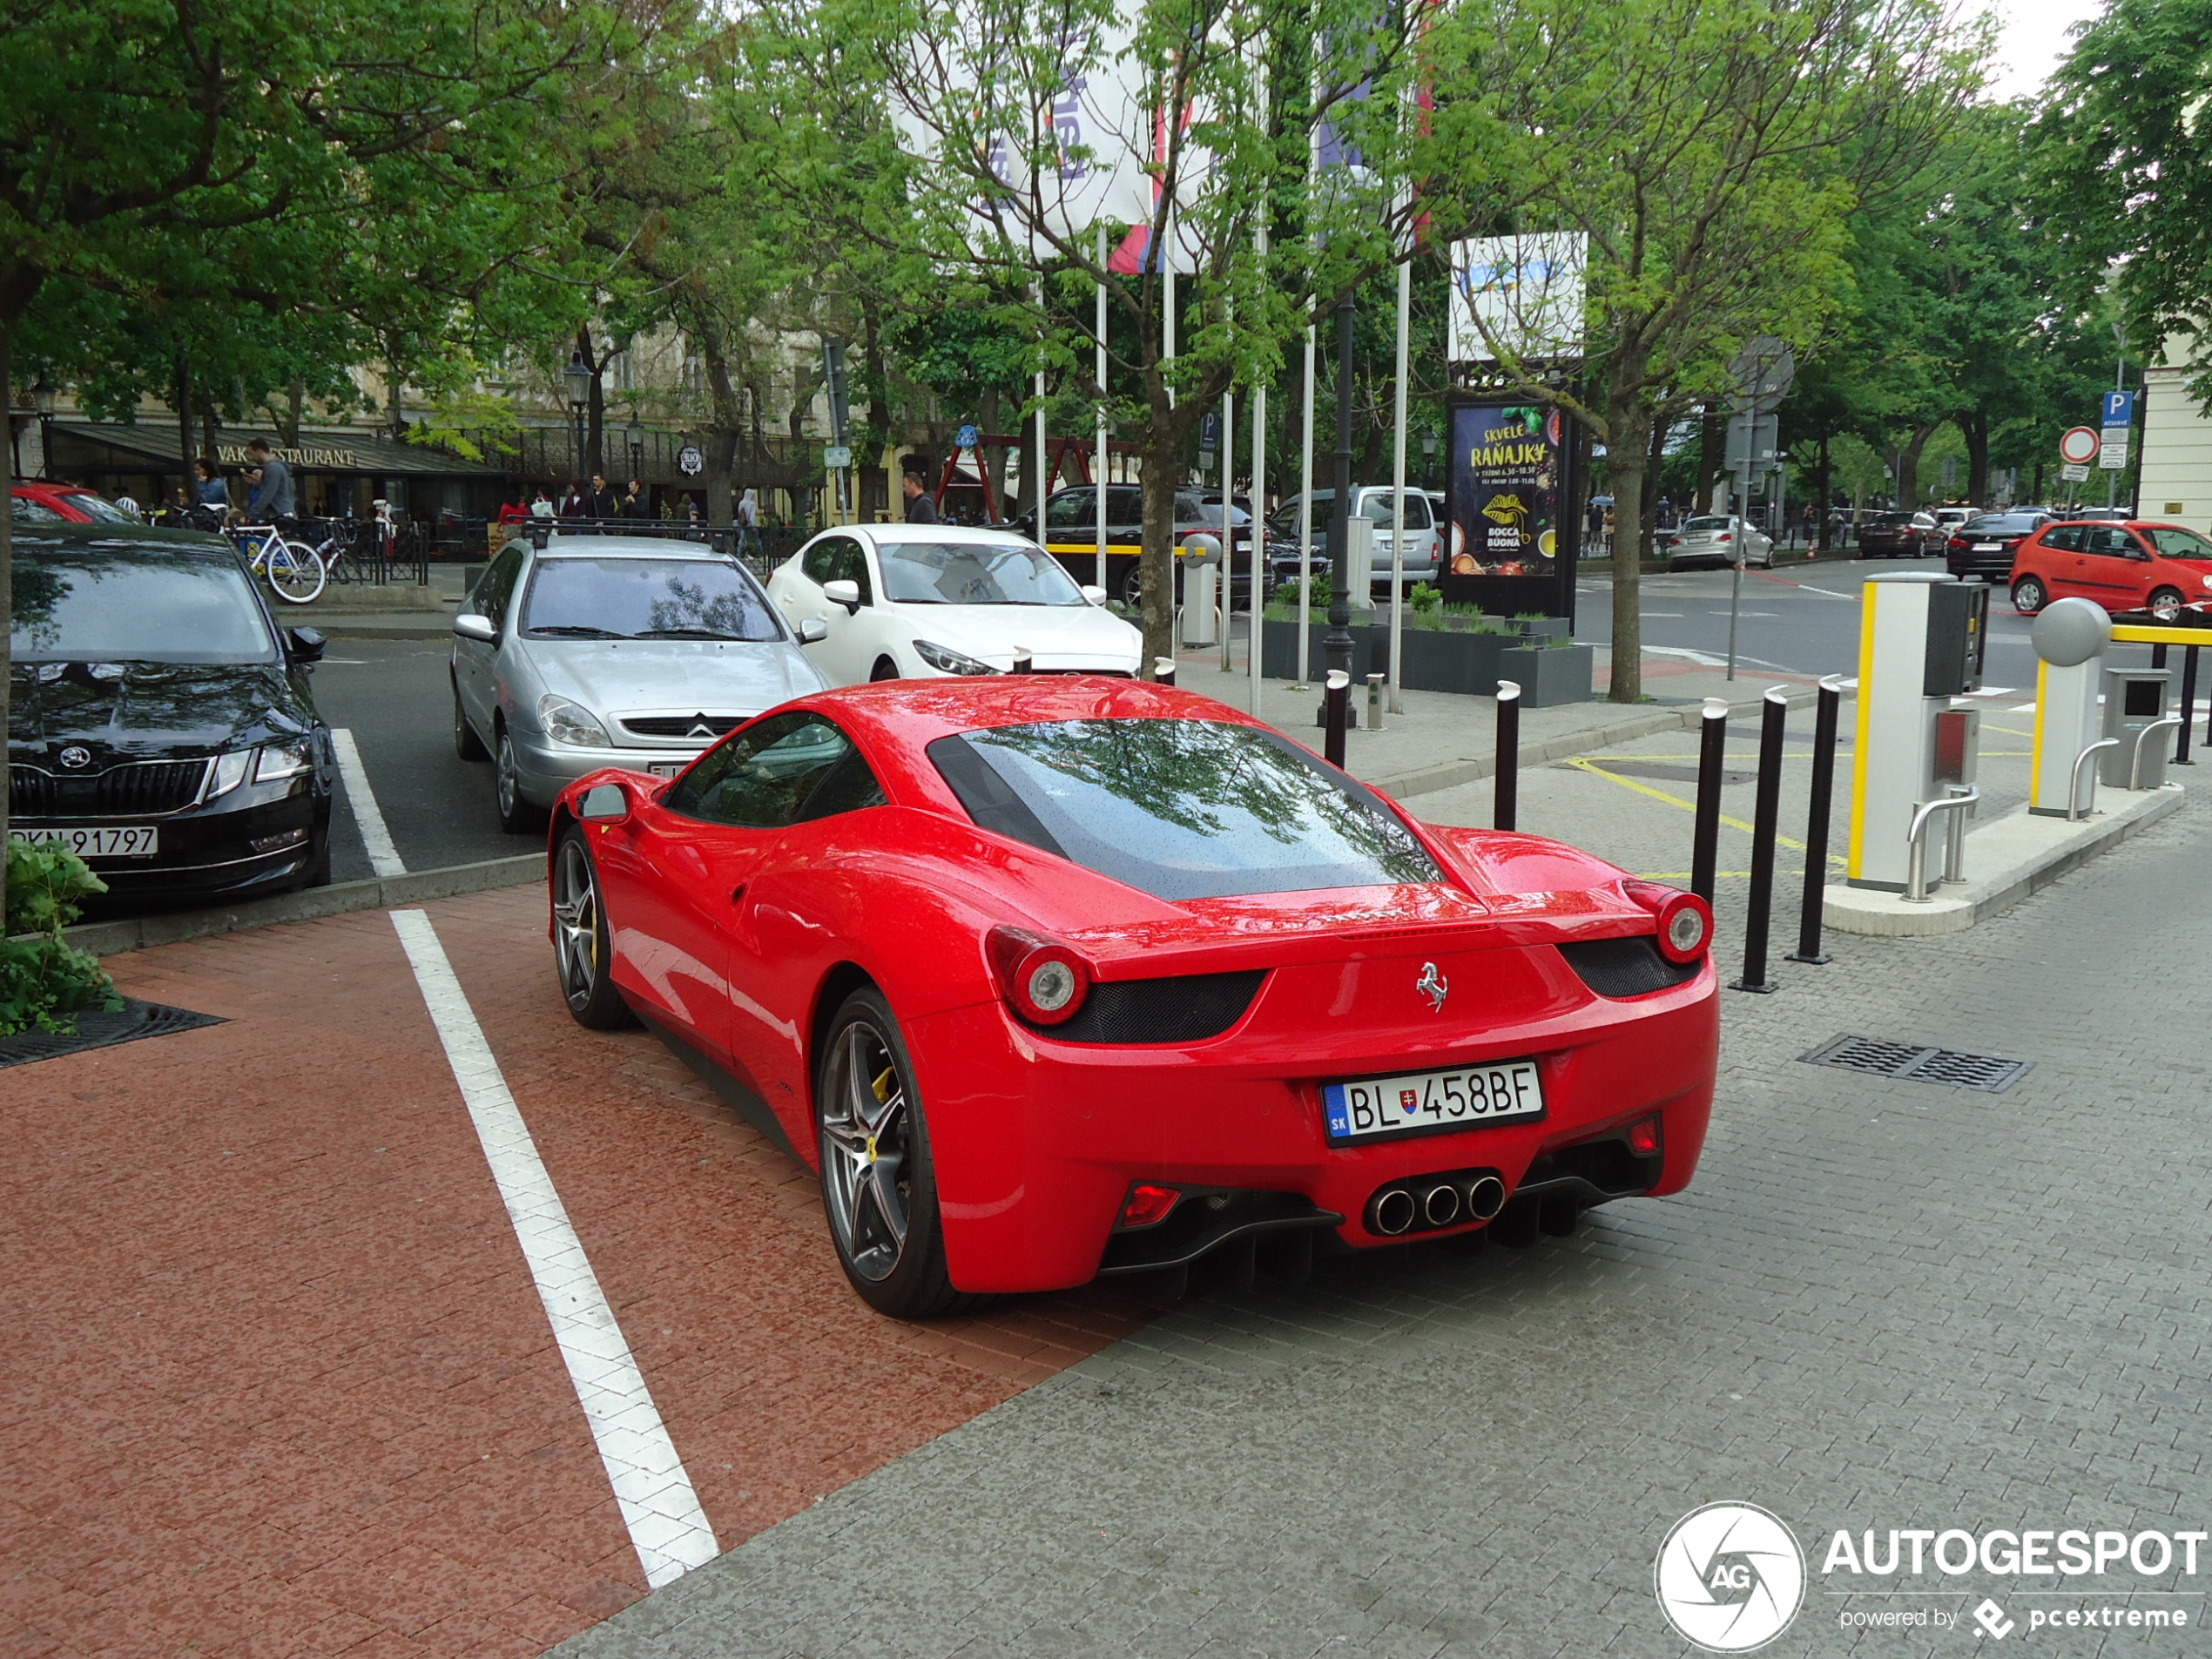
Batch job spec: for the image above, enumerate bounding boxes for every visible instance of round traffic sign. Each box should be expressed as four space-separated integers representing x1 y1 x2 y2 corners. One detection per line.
2059 426 2100 465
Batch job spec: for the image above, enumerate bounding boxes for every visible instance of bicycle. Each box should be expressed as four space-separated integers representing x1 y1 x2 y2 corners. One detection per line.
292 516 368 585
231 520 327 604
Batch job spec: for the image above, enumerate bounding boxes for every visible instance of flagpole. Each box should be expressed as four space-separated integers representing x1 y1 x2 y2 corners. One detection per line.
1096 223 1109 591
1389 255 1410 715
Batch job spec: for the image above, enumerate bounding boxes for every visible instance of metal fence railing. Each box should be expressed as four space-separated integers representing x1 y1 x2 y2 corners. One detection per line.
496 518 811 583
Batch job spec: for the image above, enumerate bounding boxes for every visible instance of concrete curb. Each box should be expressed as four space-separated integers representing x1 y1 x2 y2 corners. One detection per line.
1371 683 1848 803
1822 785 2186 938
64 854 543 957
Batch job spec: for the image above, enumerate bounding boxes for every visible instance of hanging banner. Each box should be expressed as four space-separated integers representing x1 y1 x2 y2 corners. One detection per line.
1447 233 1587 363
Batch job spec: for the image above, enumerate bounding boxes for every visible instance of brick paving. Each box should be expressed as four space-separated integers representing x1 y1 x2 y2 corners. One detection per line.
552 797 2212 1656
0 888 1161 1658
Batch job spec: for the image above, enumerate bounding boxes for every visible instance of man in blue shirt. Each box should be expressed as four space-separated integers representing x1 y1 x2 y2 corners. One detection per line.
243 438 294 521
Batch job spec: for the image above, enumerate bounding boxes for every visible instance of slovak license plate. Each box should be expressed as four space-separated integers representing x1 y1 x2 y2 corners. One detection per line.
10 825 158 859
1972 542 2001 551
1323 1060 1545 1145
646 761 686 779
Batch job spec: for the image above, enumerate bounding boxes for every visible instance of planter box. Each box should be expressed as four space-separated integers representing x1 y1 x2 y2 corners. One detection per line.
1499 642 1595 707
1394 626 1519 695
1261 617 1380 682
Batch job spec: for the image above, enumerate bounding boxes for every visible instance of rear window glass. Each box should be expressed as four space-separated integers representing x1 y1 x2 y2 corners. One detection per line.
1966 514 2044 534
1682 516 1732 533
927 718 1441 900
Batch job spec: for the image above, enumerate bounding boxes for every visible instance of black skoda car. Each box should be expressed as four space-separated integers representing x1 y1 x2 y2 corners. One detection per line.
10 523 336 903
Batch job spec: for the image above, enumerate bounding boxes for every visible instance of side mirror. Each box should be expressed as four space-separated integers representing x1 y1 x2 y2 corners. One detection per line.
577 781 630 823
796 616 828 644
1080 584 1108 606
453 613 497 644
823 579 862 615
285 625 327 663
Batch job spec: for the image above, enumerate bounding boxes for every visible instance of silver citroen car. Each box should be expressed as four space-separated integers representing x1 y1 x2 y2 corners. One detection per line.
452 535 830 832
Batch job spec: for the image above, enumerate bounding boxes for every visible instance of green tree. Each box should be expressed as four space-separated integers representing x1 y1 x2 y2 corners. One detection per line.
1426 0 1978 700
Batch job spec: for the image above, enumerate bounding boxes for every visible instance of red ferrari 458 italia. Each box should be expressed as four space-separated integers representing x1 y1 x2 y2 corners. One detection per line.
547 678 1718 1317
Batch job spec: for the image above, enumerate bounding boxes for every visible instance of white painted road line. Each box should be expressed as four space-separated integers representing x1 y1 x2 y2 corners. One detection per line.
389 909 719 1588
332 728 405 879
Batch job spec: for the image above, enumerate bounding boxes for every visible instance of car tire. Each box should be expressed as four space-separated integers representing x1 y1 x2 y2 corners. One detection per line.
870 656 900 682
2149 586 2186 621
454 680 489 762
495 728 547 834
2011 576 2047 616
551 826 635 1030
814 986 973 1319
298 817 333 890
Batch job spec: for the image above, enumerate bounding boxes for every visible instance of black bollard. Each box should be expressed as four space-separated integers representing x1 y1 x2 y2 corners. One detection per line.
1153 657 1177 688
1324 670 1350 767
1730 687 1788 993
1689 698 1727 904
2154 642 2169 670
2179 646 2199 766
1786 676 1842 964
1012 646 1034 675
1494 678 1521 832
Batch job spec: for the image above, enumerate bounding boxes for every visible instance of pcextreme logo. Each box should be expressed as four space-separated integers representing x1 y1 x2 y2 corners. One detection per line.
1655 1502 1807 1651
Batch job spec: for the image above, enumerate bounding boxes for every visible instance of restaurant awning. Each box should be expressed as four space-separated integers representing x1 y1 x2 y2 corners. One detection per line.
49 421 509 478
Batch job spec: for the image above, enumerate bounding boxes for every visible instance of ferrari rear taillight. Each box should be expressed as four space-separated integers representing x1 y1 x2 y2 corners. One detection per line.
1117 1183 1180 1229
1627 1117 1662 1158
986 926 1091 1025
1624 880 1713 964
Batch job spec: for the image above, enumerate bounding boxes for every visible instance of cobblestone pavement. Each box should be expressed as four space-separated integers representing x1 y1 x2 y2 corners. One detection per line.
558 795 2212 1658
0 890 1164 1657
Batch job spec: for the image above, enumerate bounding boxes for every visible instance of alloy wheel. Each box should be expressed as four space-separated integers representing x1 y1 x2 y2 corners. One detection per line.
819 1019 913 1282
496 734 519 817
552 838 599 1009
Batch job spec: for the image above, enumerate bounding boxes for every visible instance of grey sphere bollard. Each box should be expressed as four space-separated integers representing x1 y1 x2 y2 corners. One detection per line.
2031 597 2112 667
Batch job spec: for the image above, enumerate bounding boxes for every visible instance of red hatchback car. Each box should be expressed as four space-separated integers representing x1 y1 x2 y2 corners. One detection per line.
2009 519 2212 617
545 678 1720 1316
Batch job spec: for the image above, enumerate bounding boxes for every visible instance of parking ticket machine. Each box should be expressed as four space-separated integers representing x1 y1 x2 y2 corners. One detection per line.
1847 573 1989 890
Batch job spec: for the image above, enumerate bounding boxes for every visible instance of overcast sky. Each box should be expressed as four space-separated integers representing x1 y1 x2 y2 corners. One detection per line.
1981 0 2107 99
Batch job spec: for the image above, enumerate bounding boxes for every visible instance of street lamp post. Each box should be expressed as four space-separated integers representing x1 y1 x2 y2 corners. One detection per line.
562 350 592 492
1324 293 1357 686
625 415 644 511
30 374 57 480
1422 426 1438 489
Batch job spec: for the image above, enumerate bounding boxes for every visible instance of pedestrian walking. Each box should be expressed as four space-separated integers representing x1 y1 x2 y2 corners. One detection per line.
193 459 228 509
621 478 646 519
241 438 294 522
559 482 588 518
587 472 618 520
529 489 556 520
737 488 762 556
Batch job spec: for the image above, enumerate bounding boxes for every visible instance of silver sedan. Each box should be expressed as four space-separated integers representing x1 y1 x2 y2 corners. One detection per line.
452 535 830 832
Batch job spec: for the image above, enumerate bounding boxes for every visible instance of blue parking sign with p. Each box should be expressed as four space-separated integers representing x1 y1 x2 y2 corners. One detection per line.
2102 390 2135 428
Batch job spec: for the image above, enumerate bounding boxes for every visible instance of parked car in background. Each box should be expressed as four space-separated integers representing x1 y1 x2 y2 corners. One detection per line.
453 535 830 833
2006 520 2212 618
1665 516 1773 571
1943 509 2051 581
1019 484 1256 610
768 523 1142 686
9 523 335 901
2061 505 2134 522
1267 488 1444 590
1932 506 1979 538
11 483 141 525
1857 510 1939 558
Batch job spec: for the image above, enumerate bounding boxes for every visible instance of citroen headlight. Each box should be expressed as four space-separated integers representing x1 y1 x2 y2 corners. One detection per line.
913 639 995 676
253 738 313 782
206 750 253 799
538 694 610 747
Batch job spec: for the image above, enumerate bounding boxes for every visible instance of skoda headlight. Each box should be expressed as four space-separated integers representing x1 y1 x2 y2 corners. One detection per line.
206 750 253 799
538 694 610 747
253 738 313 783
913 639 996 676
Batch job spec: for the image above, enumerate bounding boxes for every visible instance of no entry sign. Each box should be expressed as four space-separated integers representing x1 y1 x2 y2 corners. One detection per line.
2058 426 2100 466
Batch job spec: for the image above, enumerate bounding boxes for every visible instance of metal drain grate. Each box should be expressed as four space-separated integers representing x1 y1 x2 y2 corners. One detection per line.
1799 1034 2033 1094
0 999 226 1069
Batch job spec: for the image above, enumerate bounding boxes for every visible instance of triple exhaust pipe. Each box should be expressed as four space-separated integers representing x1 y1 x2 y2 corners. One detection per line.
1367 1170 1508 1238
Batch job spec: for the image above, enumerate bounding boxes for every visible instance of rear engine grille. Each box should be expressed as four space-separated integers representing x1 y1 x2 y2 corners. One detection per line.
620 715 742 739
1051 969 1266 1044
11 759 208 819
1557 935 1700 998
1799 1033 2032 1093
1520 1137 1661 1198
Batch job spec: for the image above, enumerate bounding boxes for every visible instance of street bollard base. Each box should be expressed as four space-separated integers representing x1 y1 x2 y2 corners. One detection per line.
1727 977 1781 995
1782 951 1831 966
1315 705 1359 729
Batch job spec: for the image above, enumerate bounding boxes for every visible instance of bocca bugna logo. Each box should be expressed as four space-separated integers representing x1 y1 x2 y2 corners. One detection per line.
1656 1502 1807 1651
